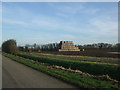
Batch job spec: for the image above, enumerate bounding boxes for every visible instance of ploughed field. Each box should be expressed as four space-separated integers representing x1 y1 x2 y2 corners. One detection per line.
40 49 119 58
18 52 120 81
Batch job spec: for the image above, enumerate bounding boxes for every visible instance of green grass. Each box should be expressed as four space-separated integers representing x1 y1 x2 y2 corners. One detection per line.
3 53 119 89
18 53 120 81
32 52 119 64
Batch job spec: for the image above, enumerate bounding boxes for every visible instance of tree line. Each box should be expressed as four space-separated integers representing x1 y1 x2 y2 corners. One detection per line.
77 43 120 50
18 43 60 52
1 39 120 54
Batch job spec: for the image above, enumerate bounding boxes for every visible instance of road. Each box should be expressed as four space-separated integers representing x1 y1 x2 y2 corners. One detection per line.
2 56 78 88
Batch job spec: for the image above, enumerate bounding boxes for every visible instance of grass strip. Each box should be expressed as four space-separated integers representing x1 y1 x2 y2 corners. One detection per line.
18 53 120 81
31 52 119 64
3 53 119 89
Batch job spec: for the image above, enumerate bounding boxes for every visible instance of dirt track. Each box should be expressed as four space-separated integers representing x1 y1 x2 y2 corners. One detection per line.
2 56 77 88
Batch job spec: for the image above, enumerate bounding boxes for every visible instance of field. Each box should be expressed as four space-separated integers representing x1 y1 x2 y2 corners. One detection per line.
17 52 120 81
2 49 120 89
3 52 120 89
40 49 119 58
29 52 119 64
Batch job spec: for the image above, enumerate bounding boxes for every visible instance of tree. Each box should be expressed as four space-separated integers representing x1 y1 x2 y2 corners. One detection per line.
18 46 24 51
25 44 30 52
2 39 18 55
33 43 37 49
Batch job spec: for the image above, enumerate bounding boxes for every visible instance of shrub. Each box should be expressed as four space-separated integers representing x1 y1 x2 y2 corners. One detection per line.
2 39 18 55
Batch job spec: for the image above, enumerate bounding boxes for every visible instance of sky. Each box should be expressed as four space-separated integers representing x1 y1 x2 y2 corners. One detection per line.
2 2 118 46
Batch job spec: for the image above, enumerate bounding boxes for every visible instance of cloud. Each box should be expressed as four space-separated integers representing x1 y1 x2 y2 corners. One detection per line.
31 15 89 34
89 17 118 37
49 3 84 17
84 8 99 14
3 7 117 40
2 2 118 45
60 34 76 39
57 5 83 15
56 13 68 17
30 13 118 40
3 18 29 26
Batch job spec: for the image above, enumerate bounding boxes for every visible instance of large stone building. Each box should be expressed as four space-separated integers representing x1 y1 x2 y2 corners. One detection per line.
59 41 80 51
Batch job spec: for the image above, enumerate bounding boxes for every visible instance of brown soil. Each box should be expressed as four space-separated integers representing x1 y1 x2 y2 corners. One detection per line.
39 50 119 58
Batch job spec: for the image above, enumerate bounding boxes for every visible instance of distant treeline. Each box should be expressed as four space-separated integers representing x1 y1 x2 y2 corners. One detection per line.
2 39 119 55
18 43 60 52
77 43 120 50
18 43 120 52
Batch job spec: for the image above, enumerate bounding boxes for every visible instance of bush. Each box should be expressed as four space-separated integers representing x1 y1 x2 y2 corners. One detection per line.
2 39 18 55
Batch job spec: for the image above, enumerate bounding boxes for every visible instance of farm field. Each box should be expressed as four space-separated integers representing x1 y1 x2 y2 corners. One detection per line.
3 53 120 89
40 49 119 58
29 52 119 64
18 52 120 81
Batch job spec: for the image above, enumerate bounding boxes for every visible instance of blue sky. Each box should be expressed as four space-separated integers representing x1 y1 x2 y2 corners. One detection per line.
2 2 118 45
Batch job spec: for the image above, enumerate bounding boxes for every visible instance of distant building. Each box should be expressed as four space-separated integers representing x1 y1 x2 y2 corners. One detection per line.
59 41 80 51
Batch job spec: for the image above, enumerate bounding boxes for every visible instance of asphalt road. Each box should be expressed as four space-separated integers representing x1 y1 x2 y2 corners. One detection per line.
2 56 78 88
